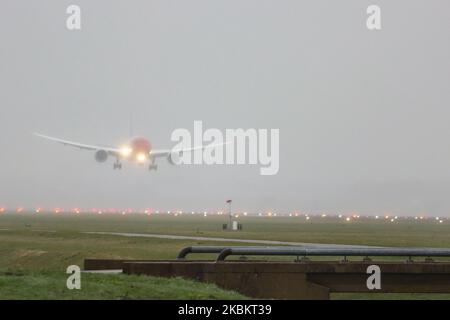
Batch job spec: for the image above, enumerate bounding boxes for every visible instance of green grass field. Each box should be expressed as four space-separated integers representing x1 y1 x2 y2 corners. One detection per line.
1 212 450 299
0 269 246 300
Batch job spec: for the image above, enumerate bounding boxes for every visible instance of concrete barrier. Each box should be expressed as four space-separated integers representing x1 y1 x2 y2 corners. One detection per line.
119 260 450 299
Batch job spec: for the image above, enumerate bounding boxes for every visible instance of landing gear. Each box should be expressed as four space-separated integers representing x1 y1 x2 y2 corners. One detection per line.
148 158 157 171
113 160 122 170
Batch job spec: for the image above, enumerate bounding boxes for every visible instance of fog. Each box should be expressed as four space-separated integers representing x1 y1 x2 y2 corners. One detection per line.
1 1 450 215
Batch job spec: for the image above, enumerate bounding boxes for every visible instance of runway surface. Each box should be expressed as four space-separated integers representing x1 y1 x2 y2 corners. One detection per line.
84 231 381 248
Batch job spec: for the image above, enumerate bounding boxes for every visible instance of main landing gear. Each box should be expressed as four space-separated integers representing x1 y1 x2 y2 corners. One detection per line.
113 159 122 170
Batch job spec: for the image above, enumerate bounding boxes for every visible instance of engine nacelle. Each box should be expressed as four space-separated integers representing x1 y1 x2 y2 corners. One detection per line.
167 151 183 165
95 149 108 163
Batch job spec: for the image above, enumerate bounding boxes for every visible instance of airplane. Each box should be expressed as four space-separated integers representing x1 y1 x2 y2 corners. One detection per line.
33 133 225 171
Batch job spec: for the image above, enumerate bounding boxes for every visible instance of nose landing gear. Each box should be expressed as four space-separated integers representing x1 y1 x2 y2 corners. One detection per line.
148 158 157 171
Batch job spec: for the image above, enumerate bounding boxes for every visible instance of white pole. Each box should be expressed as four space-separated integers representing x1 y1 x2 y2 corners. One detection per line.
228 201 232 230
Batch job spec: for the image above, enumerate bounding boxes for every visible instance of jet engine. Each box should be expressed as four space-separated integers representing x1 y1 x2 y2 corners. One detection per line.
95 149 108 163
167 151 183 165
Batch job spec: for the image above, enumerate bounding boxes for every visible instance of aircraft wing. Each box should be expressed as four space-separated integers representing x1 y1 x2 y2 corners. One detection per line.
33 133 121 154
150 141 231 158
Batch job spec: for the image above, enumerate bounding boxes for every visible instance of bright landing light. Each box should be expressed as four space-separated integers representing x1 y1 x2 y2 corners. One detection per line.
120 146 133 157
136 153 146 162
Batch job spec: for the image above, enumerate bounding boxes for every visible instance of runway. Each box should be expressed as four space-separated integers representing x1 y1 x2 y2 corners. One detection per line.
84 231 382 249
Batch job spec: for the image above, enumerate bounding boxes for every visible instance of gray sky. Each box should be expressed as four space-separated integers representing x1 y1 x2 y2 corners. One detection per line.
1 1 450 215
